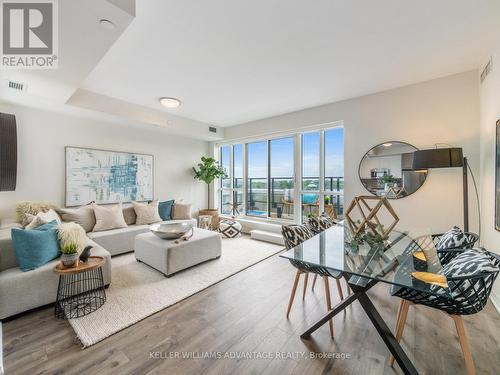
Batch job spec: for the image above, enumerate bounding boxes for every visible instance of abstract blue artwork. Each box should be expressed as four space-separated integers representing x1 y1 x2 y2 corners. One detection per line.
65 147 153 206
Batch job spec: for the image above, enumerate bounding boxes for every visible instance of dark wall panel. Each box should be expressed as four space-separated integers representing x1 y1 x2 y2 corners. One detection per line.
0 113 17 191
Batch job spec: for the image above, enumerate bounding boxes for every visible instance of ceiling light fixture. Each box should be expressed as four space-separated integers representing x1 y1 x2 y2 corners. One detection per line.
159 97 181 108
382 142 393 147
99 19 115 30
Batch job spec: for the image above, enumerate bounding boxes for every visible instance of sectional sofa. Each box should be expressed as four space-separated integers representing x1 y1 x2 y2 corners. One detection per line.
0 205 197 320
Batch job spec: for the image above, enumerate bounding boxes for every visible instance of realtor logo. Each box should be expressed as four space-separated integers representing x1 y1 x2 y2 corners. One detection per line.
1 0 58 69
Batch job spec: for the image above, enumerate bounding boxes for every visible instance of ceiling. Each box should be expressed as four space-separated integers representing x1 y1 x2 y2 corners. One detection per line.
81 0 499 127
1 0 498 136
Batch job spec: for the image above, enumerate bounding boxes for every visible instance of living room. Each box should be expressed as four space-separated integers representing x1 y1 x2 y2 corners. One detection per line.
1 1 499 374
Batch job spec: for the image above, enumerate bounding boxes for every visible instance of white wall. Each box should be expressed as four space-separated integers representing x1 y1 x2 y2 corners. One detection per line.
225 71 480 235
479 44 500 311
0 101 209 220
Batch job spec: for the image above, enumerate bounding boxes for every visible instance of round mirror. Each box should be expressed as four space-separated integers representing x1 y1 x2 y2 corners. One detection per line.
358 141 427 199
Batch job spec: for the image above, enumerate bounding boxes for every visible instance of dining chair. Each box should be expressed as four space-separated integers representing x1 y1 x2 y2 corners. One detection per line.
282 223 338 338
389 243 499 375
307 214 349 296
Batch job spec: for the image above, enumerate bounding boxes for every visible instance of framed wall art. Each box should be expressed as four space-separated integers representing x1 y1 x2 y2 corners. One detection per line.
65 146 154 207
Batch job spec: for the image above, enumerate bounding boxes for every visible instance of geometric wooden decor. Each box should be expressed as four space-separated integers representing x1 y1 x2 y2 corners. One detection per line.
345 195 399 238
0 112 17 191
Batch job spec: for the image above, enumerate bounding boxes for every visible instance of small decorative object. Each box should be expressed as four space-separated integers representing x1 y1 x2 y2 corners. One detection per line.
150 222 194 239
412 251 427 271
65 147 153 206
79 245 93 263
345 195 399 238
219 219 242 238
60 243 79 268
198 215 212 230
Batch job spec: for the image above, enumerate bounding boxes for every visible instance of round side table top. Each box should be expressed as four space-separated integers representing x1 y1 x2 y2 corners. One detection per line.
54 256 105 275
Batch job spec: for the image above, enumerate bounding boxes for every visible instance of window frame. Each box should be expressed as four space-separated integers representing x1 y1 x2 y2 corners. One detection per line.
217 122 343 224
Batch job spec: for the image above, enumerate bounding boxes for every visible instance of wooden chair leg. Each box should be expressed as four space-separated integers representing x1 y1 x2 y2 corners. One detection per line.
311 274 318 291
335 278 344 300
323 276 334 339
302 272 309 301
451 315 476 375
390 300 410 366
286 270 302 318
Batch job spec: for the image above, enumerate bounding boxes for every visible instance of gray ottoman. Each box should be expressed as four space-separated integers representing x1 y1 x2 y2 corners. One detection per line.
134 228 222 277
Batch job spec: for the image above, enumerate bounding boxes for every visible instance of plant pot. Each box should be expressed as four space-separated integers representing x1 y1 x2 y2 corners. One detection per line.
61 253 79 268
198 209 219 231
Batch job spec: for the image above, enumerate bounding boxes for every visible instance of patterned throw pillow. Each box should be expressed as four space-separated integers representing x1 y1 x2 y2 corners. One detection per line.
437 226 466 250
281 224 314 250
308 213 336 234
440 249 499 279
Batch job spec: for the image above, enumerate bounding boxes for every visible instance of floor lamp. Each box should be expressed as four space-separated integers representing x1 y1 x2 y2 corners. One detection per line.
411 147 472 233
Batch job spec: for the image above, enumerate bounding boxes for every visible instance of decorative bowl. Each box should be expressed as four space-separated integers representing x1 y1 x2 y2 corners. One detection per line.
150 222 193 239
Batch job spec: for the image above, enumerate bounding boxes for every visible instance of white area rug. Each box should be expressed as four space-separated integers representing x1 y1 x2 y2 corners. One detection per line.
69 236 284 348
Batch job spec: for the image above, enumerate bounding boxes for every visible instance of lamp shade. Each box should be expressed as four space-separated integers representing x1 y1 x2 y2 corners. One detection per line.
411 148 463 170
0 112 17 191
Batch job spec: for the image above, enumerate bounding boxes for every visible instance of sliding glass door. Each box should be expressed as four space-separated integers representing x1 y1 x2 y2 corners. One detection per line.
246 141 268 217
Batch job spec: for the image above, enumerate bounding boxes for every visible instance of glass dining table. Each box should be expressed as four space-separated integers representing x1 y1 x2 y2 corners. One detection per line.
280 224 452 375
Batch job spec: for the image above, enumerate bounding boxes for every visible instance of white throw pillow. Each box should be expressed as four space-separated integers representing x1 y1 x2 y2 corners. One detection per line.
25 215 47 229
24 208 61 228
132 200 162 225
91 203 127 232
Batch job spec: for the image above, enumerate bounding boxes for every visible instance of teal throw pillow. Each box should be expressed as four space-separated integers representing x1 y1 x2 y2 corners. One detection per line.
11 220 60 272
158 200 175 220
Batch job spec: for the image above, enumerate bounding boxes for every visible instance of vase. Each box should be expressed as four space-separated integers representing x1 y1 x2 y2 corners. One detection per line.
61 253 79 267
198 209 219 230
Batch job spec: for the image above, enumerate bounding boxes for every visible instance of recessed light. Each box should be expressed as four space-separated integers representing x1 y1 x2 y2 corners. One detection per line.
159 97 181 108
99 19 115 30
382 142 393 147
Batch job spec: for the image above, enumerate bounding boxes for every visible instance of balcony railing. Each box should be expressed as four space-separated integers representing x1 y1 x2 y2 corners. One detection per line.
221 176 344 220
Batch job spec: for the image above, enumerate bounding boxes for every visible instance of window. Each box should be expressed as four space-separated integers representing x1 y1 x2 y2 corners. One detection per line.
218 125 343 223
270 137 294 220
324 128 344 217
247 141 268 217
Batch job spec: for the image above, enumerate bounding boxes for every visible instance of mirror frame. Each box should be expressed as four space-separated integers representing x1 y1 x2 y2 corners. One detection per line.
358 141 427 199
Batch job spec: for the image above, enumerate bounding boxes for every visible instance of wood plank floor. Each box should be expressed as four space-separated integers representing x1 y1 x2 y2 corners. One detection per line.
3 251 500 375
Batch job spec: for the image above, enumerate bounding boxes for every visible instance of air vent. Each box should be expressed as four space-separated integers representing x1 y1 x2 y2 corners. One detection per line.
209 126 217 133
480 58 492 84
6 80 25 91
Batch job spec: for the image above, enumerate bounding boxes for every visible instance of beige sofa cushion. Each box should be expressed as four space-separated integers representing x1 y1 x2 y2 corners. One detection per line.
132 201 162 225
172 202 192 220
91 203 127 232
57 205 96 233
122 205 137 225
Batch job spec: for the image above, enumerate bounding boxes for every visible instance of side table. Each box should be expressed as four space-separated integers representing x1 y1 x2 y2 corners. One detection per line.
53 256 106 319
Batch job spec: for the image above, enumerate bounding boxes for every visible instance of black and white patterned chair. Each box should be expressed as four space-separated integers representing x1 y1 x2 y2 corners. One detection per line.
389 245 499 375
282 224 343 339
307 213 337 235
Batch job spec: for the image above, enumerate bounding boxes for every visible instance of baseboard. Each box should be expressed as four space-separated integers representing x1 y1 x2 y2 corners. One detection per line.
490 290 500 315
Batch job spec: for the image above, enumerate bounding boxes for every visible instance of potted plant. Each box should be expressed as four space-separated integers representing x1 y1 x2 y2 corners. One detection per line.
378 174 396 191
61 242 79 268
193 156 227 229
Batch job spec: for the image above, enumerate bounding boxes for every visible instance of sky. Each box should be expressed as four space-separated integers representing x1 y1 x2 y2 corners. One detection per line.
222 128 344 179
